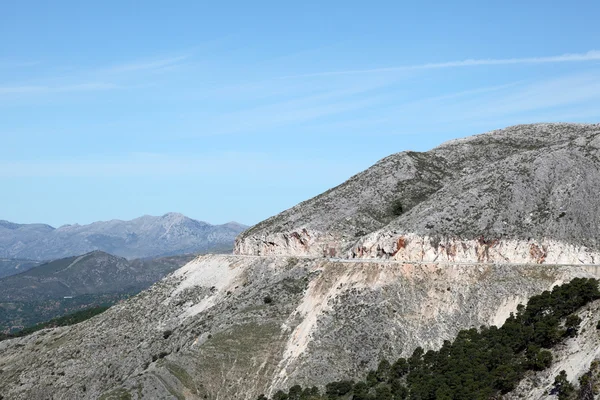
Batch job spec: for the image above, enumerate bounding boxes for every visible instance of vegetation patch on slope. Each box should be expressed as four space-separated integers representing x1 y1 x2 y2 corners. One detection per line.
0 305 109 341
259 277 600 400
0 292 127 332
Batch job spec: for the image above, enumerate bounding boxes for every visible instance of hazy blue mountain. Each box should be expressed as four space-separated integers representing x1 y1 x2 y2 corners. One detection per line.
0 213 247 260
0 258 42 279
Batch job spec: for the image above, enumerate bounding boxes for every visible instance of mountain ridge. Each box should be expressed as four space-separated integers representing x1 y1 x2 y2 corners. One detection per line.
0 258 42 279
235 123 600 264
0 250 197 330
0 213 247 260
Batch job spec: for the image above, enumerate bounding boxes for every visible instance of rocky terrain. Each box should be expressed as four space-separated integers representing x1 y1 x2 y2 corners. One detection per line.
236 123 600 265
0 213 246 260
1 254 598 400
0 251 195 331
2 123 600 399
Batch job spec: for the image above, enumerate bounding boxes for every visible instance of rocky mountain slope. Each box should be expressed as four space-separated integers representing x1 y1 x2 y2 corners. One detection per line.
2 123 600 399
0 213 246 260
0 251 195 331
0 255 598 399
236 123 600 265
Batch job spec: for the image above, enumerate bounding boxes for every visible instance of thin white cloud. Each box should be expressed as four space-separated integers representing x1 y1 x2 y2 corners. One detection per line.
298 82 524 133
296 71 600 137
282 50 600 78
0 60 39 68
0 152 355 180
182 81 391 136
0 82 119 95
438 72 600 120
102 55 190 74
0 54 189 99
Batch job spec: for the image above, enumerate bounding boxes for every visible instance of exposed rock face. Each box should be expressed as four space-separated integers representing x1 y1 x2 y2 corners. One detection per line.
0 213 247 260
235 123 600 263
0 254 598 400
353 234 600 264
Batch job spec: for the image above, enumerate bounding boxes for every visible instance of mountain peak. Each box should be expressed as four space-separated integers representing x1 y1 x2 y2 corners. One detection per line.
160 212 193 224
161 212 186 219
0 214 247 260
235 122 600 265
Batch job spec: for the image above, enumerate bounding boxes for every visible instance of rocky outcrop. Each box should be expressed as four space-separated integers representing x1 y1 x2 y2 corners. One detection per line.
350 233 600 265
235 123 600 263
233 228 347 258
0 254 598 400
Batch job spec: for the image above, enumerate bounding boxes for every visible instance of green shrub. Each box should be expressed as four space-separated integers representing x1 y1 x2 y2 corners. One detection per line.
1 305 109 342
553 370 575 400
391 199 403 216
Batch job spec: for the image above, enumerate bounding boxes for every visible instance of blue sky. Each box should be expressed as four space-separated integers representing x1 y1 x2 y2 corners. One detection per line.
2 0 600 227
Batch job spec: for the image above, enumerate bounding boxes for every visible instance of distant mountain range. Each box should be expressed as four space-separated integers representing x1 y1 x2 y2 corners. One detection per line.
0 213 247 260
0 250 196 331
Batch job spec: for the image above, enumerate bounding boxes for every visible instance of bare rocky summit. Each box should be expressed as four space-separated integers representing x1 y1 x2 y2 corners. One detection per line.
236 123 600 264
0 213 247 260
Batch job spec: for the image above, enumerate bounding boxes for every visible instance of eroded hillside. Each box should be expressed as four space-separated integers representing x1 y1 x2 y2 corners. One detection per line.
0 254 597 399
3 123 600 399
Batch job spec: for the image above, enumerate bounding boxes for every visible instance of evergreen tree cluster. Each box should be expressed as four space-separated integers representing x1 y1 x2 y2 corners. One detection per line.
258 278 600 400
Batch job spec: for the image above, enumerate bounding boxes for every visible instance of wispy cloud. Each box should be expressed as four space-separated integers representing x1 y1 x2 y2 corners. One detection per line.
0 82 119 95
0 152 355 180
0 53 190 99
436 72 600 121
299 71 600 137
282 50 600 78
183 80 394 136
101 55 190 74
0 60 39 68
